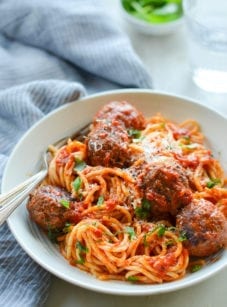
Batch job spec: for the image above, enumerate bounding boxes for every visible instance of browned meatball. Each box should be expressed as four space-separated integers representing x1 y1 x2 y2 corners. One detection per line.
86 120 130 167
176 199 227 257
136 157 192 216
94 101 146 130
27 184 72 231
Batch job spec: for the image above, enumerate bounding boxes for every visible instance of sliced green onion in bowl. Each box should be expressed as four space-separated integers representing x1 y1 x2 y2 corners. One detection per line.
121 0 183 24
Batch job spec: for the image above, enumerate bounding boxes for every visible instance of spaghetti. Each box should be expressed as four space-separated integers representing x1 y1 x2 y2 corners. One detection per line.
27 101 227 284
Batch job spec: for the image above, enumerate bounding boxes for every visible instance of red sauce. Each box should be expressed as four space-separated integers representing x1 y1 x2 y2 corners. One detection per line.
149 252 177 277
106 199 118 211
93 228 103 238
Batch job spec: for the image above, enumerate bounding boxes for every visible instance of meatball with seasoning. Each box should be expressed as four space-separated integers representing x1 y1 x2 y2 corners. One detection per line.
93 100 146 130
176 199 227 257
86 101 146 167
136 157 193 216
86 120 130 167
27 184 74 231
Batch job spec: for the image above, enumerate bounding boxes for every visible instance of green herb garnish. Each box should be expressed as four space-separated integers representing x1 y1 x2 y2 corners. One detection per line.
157 225 166 237
76 241 88 253
127 276 139 282
47 226 60 243
74 158 87 172
76 257 85 265
63 222 72 233
73 176 82 192
143 233 149 247
97 195 104 206
124 226 136 240
182 143 199 150
206 178 221 189
168 226 177 232
59 199 70 209
128 128 141 139
143 224 166 246
165 239 174 246
75 241 88 265
132 135 145 143
182 135 191 143
191 264 202 273
178 230 187 242
150 224 166 237
135 198 152 220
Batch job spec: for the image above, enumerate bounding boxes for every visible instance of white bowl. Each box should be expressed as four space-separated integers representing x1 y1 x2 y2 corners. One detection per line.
119 1 184 35
2 89 227 295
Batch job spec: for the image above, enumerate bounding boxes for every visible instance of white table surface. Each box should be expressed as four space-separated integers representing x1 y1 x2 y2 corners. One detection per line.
45 1 227 306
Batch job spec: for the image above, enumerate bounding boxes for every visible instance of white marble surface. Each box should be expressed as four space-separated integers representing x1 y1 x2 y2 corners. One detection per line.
45 1 227 306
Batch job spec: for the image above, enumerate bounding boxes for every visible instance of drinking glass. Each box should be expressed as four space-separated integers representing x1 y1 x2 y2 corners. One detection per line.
183 0 227 93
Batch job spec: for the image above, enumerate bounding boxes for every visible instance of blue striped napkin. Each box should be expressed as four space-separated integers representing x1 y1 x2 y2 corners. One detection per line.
0 1 152 306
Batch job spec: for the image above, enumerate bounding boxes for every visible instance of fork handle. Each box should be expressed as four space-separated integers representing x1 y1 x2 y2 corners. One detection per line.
0 169 47 226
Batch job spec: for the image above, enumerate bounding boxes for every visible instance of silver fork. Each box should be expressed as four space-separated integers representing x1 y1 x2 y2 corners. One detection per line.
0 123 90 226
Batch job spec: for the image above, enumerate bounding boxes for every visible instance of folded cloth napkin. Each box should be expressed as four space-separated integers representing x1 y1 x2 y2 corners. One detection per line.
0 1 152 306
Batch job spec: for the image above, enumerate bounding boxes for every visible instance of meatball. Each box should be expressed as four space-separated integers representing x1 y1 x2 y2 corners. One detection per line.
176 199 227 257
94 101 146 130
137 157 192 216
86 120 130 167
27 184 72 230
